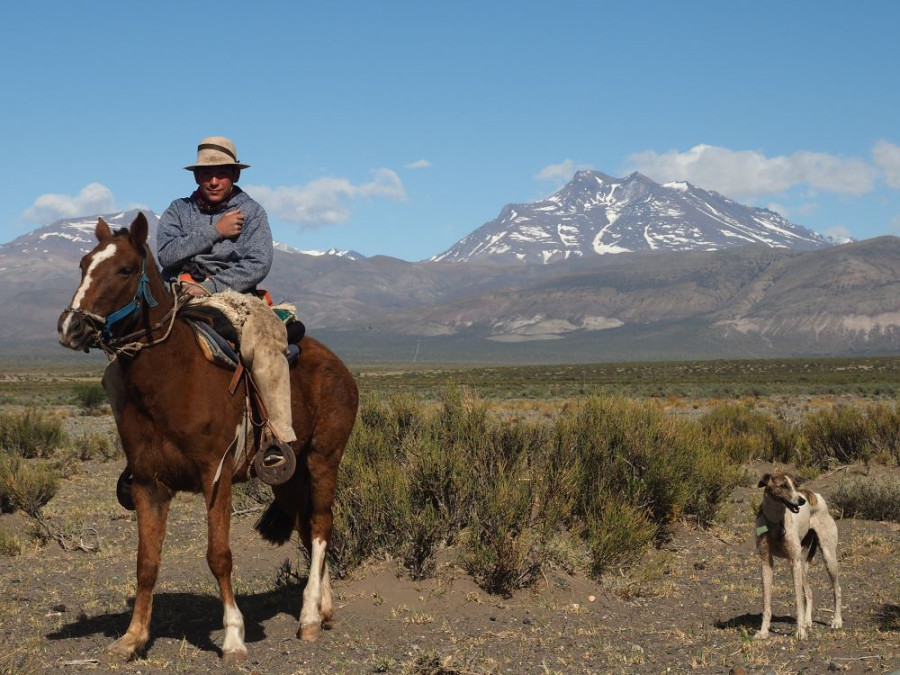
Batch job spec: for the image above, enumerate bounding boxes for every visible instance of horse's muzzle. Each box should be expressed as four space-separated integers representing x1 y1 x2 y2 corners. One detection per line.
58 308 103 351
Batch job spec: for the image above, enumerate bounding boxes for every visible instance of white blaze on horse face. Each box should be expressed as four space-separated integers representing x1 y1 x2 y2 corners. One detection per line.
72 242 118 310
60 242 118 339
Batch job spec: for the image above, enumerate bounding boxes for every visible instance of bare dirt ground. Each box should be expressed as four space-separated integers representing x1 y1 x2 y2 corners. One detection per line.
1 431 898 674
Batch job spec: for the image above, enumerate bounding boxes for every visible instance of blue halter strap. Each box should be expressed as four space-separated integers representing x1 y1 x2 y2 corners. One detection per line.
102 258 159 341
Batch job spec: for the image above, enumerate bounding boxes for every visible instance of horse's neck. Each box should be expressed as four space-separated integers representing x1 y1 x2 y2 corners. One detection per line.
118 318 196 379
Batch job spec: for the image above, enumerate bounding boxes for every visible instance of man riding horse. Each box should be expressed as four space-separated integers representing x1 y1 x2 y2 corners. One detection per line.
156 136 294 482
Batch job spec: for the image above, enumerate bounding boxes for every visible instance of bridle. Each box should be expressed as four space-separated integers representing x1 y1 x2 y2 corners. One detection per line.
100 257 159 340
62 255 187 359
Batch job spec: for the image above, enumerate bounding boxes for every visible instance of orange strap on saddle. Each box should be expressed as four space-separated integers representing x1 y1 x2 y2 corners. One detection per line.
177 273 273 307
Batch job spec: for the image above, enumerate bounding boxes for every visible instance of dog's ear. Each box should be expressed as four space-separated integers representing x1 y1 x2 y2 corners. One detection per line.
789 473 802 486
758 473 771 488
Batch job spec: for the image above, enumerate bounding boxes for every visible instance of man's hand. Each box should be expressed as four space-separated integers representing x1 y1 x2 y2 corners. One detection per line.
216 209 244 239
181 282 210 298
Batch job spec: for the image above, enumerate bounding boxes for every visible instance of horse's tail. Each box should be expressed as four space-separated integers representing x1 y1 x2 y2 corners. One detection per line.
253 502 295 545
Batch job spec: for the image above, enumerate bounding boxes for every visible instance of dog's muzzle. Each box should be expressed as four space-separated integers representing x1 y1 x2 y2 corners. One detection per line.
783 496 805 514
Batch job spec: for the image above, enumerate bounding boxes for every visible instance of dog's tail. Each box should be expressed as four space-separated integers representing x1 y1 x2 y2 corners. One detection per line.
801 528 820 561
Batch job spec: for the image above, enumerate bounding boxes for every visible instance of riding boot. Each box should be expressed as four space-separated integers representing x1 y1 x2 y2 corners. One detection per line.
239 299 297 485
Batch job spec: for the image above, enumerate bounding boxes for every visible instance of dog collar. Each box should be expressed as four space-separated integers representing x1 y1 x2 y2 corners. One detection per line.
756 519 784 537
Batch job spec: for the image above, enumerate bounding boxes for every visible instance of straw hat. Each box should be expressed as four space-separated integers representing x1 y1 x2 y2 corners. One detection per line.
184 136 250 170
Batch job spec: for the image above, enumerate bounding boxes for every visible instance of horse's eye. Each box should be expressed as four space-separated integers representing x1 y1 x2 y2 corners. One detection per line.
118 266 135 276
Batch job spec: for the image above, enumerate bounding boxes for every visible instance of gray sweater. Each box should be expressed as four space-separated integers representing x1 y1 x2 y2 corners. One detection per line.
157 188 274 293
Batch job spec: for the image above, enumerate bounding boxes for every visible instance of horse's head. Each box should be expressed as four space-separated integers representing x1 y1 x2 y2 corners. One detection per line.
58 212 163 352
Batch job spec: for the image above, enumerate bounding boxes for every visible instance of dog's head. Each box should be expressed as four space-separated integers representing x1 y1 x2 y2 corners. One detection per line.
758 472 806 513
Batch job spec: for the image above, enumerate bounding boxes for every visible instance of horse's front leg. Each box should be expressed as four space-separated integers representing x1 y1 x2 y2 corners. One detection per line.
204 475 247 663
106 483 170 660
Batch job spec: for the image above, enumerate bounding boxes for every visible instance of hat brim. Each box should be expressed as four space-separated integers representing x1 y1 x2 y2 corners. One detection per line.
185 163 250 171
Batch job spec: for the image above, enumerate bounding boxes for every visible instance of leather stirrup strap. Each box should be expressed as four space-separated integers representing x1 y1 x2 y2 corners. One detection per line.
229 361 244 396
228 360 270 426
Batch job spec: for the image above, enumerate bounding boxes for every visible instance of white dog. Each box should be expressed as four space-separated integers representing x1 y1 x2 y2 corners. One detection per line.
755 472 842 640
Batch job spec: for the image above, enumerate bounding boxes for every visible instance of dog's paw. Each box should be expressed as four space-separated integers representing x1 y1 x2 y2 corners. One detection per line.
754 629 769 640
831 617 843 629
794 627 808 640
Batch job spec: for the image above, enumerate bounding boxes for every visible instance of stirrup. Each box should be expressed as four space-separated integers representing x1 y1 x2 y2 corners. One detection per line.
254 440 296 486
116 469 135 511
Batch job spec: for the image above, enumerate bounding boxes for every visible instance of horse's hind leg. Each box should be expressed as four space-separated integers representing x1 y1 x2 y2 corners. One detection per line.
106 483 170 661
297 447 341 642
204 476 247 663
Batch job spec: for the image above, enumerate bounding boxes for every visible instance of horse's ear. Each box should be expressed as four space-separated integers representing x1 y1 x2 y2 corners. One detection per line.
129 212 149 249
96 218 113 242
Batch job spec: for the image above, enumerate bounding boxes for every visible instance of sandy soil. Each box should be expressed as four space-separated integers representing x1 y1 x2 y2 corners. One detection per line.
0 449 897 674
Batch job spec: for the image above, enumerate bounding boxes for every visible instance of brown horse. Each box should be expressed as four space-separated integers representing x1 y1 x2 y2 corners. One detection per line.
57 212 358 662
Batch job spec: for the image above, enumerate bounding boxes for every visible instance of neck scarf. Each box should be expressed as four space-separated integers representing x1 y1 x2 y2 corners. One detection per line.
191 185 242 214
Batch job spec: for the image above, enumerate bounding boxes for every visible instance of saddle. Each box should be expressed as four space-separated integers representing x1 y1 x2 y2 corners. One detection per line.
181 303 306 369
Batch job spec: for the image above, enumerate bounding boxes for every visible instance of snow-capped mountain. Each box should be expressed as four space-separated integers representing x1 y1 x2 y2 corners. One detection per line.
273 241 365 261
0 210 161 262
432 171 833 264
0 210 363 266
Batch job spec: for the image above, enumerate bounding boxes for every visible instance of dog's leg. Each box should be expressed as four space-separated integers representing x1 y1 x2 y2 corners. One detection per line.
821 537 842 629
756 551 774 639
801 556 813 631
791 558 807 640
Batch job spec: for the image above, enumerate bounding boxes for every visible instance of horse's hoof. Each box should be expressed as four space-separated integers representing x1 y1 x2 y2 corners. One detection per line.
298 624 321 642
104 637 139 661
223 648 248 664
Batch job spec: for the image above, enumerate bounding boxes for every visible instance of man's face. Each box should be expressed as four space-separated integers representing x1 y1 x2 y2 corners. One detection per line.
194 166 238 204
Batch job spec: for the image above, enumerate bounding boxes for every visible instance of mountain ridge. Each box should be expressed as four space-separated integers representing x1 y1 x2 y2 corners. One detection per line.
2 180 897 364
432 170 832 264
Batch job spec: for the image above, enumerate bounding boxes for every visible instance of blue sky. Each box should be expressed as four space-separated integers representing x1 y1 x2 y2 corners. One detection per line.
2 1 899 261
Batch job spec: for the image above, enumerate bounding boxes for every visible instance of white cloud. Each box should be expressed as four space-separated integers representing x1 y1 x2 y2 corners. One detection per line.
536 159 591 182
22 183 117 223
405 159 431 170
246 168 406 227
823 225 853 243
767 202 818 219
873 140 900 189
766 202 789 218
625 144 877 199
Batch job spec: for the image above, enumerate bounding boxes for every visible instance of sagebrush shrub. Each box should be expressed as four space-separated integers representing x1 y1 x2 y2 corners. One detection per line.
830 475 900 522
0 409 66 459
0 453 59 516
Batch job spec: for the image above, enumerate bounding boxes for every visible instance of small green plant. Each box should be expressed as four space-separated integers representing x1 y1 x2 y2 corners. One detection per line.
0 409 66 459
70 432 122 461
0 527 22 557
72 383 107 414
